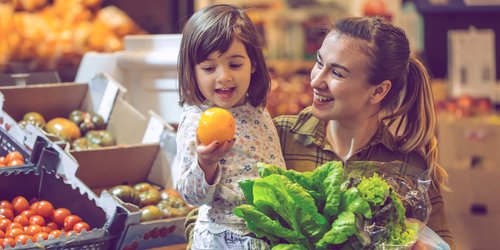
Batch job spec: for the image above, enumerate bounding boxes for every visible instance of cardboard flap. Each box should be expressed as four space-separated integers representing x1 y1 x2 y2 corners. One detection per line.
82 73 126 122
74 144 159 189
106 97 147 144
142 110 175 144
0 83 88 121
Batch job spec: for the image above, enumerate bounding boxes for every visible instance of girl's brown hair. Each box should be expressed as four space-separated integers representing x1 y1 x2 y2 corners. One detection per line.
334 17 448 190
177 4 270 108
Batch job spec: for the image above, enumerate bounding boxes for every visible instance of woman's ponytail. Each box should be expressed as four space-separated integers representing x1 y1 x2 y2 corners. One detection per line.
390 57 449 190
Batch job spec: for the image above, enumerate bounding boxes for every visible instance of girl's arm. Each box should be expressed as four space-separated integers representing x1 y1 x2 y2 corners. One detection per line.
175 110 221 206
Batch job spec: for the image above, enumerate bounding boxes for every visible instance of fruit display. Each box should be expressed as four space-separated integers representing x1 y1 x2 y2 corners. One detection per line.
108 183 194 222
0 0 145 77
197 107 236 145
0 151 25 167
0 196 92 248
18 110 116 151
266 69 313 117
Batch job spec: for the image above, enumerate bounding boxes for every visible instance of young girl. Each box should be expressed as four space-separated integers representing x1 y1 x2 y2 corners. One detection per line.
175 4 285 250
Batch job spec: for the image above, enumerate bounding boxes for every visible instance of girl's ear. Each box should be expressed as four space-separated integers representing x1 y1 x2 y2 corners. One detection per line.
251 63 256 73
370 80 391 104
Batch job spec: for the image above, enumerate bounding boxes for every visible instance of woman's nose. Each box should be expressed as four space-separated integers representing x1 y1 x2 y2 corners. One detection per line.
310 68 327 89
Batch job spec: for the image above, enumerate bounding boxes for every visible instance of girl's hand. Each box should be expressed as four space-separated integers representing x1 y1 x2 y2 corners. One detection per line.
196 138 235 184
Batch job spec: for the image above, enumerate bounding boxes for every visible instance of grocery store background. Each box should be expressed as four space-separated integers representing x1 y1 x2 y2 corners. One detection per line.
1 0 500 249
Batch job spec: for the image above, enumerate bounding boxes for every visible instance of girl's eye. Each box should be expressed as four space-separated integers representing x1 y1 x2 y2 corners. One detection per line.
201 66 215 72
230 63 243 69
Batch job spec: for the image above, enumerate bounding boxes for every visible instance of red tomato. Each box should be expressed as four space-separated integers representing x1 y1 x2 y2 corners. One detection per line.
0 218 11 231
11 196 30 215
25 224 42 236
15 234 33 245
41 226 52 234
46 222 58 230
73 221 90 233
0 156 7 165
48 229 62 239
7 159 25 167
52 208 71 225
29 215 46 227
63 215 82 232
30 201 39 211
0 200 13 210
33 231 49 242
6 222 22 231
0 207 14 221
1 238 16 248
5 227 24 238
21 209 36 218
0 229 4 238
5 151 24 163
13 214 29 226
34 200 54 218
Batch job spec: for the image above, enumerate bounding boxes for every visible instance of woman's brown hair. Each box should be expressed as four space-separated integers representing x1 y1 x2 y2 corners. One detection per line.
334 16 448 190
177 4 270 108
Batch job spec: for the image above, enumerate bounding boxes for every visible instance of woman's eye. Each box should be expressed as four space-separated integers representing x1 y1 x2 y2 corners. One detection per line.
315 59 323 68
332 70 343 78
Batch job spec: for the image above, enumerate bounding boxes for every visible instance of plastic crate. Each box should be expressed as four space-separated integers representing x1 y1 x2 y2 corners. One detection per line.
0 127 36 173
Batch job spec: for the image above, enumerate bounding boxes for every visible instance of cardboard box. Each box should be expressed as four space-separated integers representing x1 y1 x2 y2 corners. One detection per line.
444 168 500 249
0 73 186 249
437 116 500 170
78 128 186 250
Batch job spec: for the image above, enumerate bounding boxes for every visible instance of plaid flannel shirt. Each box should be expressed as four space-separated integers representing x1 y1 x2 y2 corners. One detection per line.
273 106 455 249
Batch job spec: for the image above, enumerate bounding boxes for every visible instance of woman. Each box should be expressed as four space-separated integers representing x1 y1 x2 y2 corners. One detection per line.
274 16 454 248
185 16 455 249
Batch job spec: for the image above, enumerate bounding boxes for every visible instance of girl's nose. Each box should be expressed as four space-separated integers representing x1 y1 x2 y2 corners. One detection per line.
217 67 232 83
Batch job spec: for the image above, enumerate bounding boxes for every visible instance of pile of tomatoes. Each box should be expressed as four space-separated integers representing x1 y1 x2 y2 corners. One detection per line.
0 196 91 248
0 151 26 167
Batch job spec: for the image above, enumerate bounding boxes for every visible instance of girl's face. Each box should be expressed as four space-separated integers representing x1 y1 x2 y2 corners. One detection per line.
310 32 376 123
195 39 254 108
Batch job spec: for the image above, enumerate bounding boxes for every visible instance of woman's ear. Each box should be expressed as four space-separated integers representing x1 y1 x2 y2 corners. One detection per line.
370 80 391 104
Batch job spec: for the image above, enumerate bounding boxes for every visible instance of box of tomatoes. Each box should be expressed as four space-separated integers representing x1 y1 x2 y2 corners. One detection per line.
76 127 190 250
0 161 111 249
23 121 189 250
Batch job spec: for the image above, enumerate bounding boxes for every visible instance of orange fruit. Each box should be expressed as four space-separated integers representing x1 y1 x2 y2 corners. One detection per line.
45 118 81 142
197 108 236 145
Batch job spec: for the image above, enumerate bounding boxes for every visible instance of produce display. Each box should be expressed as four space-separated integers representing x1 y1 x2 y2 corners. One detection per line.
19 110 116 151
0 196 92 248
0 0 145 77
108 183 194 222
234 162 430 249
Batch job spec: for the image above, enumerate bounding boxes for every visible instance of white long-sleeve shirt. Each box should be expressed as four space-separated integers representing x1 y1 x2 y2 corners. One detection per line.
176 102 285 235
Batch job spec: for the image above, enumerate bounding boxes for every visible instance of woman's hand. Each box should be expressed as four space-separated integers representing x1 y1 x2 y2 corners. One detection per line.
412 240 432 250
196 138 235 184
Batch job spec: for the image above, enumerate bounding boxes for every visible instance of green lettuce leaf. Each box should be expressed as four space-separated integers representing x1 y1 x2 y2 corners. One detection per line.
253 174 329 246
316 211 357 248
340 187 372 219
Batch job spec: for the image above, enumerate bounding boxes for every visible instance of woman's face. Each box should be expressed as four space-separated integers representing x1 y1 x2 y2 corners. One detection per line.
195 39 254 108
310 32 376 123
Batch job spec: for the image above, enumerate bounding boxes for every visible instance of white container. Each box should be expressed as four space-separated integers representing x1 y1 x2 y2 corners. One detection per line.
76 34 183 125
116 34 183 125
